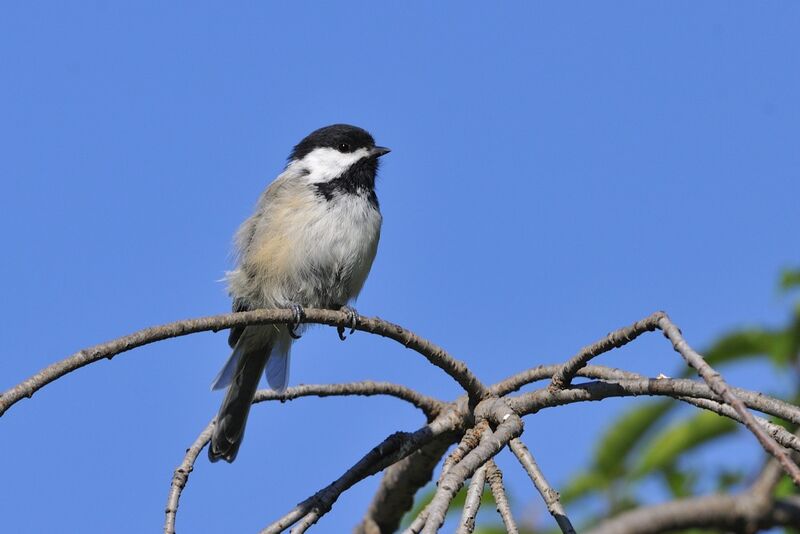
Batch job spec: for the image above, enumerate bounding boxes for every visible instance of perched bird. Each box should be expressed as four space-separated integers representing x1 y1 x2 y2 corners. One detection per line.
209 124 390 462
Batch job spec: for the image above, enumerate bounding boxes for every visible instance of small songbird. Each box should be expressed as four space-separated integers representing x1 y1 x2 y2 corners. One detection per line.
209 124 390 462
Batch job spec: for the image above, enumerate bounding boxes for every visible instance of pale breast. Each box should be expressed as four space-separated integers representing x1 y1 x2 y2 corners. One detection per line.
238 186 381 309
293 191 382 306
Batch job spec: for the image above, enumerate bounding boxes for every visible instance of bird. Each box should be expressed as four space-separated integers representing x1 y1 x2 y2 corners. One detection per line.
208 124 390 462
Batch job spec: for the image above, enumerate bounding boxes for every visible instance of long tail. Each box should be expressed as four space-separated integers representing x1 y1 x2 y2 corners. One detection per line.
209 327 272 463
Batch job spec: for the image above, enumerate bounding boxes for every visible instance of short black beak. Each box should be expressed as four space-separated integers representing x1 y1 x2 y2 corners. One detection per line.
371 146 391 158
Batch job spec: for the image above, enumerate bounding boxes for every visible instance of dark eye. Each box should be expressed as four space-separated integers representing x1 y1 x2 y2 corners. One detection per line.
338 143 352 152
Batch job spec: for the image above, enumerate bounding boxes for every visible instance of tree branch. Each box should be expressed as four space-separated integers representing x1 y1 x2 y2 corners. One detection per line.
545 310 800 485
163 382 447 534
455 465 487 534
164 419 215 534
485 460 518 534
677 396 800 454
0 308 486 417
251 381 443 420
513 378 800 426
494 364 641 397
260 405 466 533
422 399 522 533
548 312 664 390
354 434 456 534
656 312 800 485
584 494 800 534
509 437 576 534
455 428 493 534
9 306 799 533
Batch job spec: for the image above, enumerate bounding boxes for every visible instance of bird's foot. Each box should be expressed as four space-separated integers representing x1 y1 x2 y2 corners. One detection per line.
288 304 305 339
337 305 359 341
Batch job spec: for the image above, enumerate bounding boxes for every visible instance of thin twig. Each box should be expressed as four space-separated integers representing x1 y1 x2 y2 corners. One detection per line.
163 382 446 534
0 308 486 417
252 381 443 419
546 311 800 485
584 494 800 534
656 313 800 485
355 434 456 534
509 379 800 439
485 460 518 534
401 422 490 533
678 397 800 454
494 364 641 397
502 366 800 452
260 407 465 534
402 504 430 534
164 421 215 534
440 420 490 484
751 444 800 501
455 429 492 534
289 510 320 534
548 312 664 390
509 438 576 534
455 465 487 534
422 399 522 534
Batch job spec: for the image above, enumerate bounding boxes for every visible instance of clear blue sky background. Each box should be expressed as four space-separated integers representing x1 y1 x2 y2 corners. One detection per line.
1 3 799 532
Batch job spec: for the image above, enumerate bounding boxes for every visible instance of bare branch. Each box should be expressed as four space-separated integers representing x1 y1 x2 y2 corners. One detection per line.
164 419 215 534
548 312 664 390
584 494 800 534
494 364 641 397
545 310 800 485
656 313 800 485
748 430 800 518
403 420 494 534
455 464 487 534
260 406 466 533
456 428 493 534
485 460 518 534
676 396 800 454
509 437 576 534
509 379 800 442
10 305 800 533
163 382 446 534
508 379 800 462
355 433 456 534
252 381 443 420
0 308 486 417
440 420 490 484
402 505 430 534
422 399 522 533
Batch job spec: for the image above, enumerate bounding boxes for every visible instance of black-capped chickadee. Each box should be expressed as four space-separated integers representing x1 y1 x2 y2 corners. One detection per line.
209 124 390 462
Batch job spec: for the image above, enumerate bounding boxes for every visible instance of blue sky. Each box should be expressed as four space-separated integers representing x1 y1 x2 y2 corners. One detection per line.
1 2 799 532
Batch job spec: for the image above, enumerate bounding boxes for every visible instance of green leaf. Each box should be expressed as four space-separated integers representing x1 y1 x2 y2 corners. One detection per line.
779 268 800 292
715 468 745 491
633 411 738 477
560 471 609 504
662 465 698 498
690 329 791 371
775 474 799 498
593 400 676 477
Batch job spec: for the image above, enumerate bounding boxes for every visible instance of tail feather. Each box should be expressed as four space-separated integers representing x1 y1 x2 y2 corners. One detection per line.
209 327 271 463
265 326 292 392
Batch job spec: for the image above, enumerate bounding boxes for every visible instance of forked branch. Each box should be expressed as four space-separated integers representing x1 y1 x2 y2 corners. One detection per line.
4 309 800 534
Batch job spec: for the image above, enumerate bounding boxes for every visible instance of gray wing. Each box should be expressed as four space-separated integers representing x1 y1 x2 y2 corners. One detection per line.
228 298 249 348
226 170 301 346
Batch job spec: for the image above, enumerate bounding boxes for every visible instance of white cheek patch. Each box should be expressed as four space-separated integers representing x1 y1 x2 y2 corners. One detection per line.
295 147 370 183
